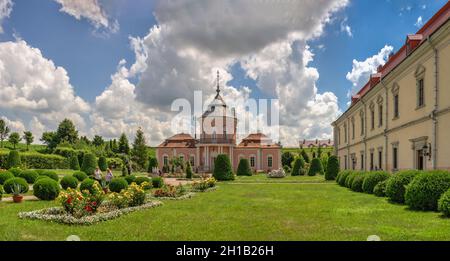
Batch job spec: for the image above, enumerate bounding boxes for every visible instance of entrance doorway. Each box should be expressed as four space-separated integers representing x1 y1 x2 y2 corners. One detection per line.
416 150 424 170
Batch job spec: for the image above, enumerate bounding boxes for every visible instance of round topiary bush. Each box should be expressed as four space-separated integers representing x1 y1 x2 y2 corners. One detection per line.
109 178 128 193
18 170 39 184
0 171 14 185
152 176 164 188
124 175 136 184
81 153 97 176
8 167 22 177
385 170 420 203
6 150 21 169
351 174 365 192
308 158 324 176
134 176 151 185
374 179 388 197
291 157 305 176
213 154 235 181
39 170 59 181
185 161 193 179
405 170 450 211
73 171 88 182
325 155 340 181
237 158 252 176
79 178 99 194
60 175 78 190
98 156 108 171
33 178 60 200
3 177 29 194
438 188 450 217
362 171 390 194
0 185 3 201
345 171 361 188
69 155 80 170
337 170 353 187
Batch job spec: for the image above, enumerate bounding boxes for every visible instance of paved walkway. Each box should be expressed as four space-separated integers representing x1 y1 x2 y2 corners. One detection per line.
163 178 195 186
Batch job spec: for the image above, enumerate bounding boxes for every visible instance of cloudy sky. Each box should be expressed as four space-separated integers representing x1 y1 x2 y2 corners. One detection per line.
0 0 447 146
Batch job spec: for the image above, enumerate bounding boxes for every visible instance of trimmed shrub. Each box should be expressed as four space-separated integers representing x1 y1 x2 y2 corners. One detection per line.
39 170 59 181
73 171 88 182
152 176 164 188
237 158 252 176
98 156 108 171
3 177 29 194
33 178 60 200
148 157 158 172
134 176 151 185
79 178 99 194
337 170 353 187
405 170 450 211
186 162 193 179
124 175 137 184
325 155 339 181
345 171 361 188
0 152 68 169
81 153 97 176
8 167 22 177
385 170 420 203
6 150 21 169
362 171 390 194
213 154 235 181
291 157 305 176
69 155 80 170
0 185 3 200
351 174 365 192
0 171 14 185
18 170 39 184
109 178 128 193
60 175 78 190
438 188 450 217
308 158 324 176
374 179 388 197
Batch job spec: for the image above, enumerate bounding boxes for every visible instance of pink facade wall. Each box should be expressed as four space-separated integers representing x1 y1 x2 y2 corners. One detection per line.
157 146 281 172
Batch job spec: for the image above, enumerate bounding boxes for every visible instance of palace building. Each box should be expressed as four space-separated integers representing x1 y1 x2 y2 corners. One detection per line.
156 72 281 173
332 2 450 172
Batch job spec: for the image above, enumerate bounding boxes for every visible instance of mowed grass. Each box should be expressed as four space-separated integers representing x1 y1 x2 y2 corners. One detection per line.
233 174 330 183
1 180 450 241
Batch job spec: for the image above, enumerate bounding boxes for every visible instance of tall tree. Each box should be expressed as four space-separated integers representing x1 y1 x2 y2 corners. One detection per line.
40 131 58 150
111 139 119 153
56 119 78 144
8 132 21 149
0 119 10 148
23 131 34 151
132 128 148 170
92 135 104 147
118 133 130 155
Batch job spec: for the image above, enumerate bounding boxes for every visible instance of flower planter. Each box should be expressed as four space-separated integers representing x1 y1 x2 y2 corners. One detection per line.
13 195 23 203
103 188 109 194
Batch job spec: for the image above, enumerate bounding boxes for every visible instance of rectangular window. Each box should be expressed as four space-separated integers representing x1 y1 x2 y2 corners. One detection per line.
378 150 383 170
352 121 355 140
379 105 383 127
361 116 364 135
344 125 347 143
344 155 348 170
361 153 364 170
371 110 375 130
418 79 424 107
370 152 374 170
268 156 273 168
393 147 398 170
163 156 168 166
394 94 399 118
250 157 255 168
190 156 195 166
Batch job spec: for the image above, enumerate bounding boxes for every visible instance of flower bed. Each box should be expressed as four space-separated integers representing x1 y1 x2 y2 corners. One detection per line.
147 192 195 201
190 177 216 192
18 201 163 225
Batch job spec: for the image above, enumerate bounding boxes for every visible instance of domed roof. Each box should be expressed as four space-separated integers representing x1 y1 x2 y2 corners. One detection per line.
201 71 235 118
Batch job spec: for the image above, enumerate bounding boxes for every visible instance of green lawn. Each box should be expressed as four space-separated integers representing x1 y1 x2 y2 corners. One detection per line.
233 174 330 183
1 177 450 241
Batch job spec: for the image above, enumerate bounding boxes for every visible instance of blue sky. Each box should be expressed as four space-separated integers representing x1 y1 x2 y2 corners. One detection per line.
0 0 448 145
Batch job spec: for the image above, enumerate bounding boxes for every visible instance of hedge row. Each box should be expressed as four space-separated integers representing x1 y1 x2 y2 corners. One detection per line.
336 169 450 216
0 151 68 169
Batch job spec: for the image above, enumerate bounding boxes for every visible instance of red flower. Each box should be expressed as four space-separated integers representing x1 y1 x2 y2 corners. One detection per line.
67 197 72 204
85 206 92 212
91 201 97 206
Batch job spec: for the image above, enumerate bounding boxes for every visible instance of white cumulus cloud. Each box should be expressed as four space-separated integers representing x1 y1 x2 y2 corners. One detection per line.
0 0 13 33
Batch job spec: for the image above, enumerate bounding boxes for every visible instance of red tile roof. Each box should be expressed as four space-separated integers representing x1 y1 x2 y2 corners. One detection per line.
157 133 196 148
349 2 450 108
237 133 281 148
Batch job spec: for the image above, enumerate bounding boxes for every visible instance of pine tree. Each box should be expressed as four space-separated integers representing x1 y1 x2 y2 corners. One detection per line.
118 133 130 154
291 157 305 176
132 128 148 170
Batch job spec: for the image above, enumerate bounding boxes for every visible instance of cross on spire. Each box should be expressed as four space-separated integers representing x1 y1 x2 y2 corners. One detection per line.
216 70 220 95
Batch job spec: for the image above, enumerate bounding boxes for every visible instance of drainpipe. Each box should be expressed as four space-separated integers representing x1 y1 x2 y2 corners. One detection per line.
428 35 438 170
381 80 389 171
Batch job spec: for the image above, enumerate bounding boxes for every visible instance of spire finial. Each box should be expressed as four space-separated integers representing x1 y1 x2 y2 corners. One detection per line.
216 70 220 95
